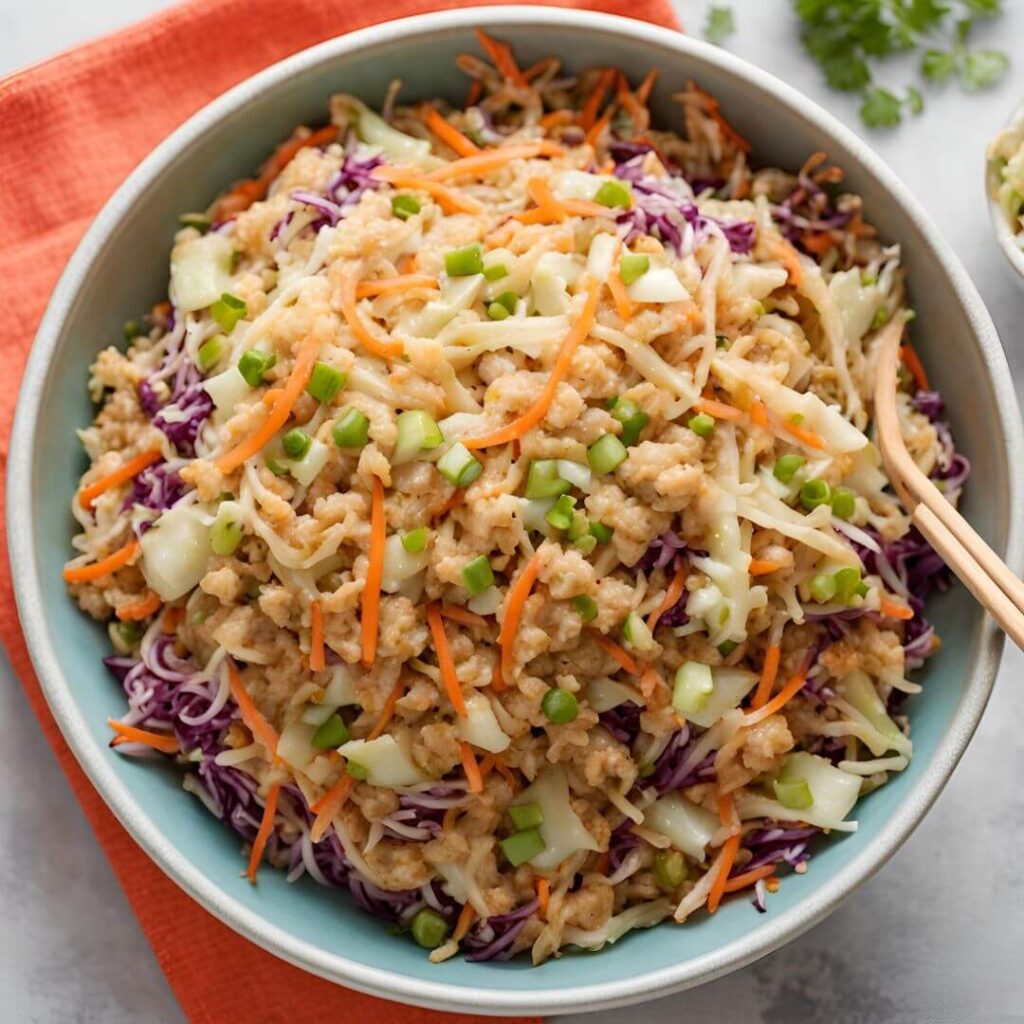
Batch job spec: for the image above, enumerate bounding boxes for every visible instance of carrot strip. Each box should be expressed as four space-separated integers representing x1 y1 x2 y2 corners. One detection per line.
355 275 439 298
439 604 489 627
595 850 612 875
460 741 484 794
579 68 616 130
338 275 404 361
748 400 769 429
690 85 751 155
745 662 807 725
616 71 646 129
695 397 745 422
646 564 687 633
780 417 827 451
161 605 185 634
770 239 804 288
593 632 638 676
464 279 600 449
539 110 575 130
585 108 614 149
371 166 486 214
421 106 480 157
800 230 836 256
523 57 558 83
607 267 634 321
475 28 527 88
536 877 551 919
422 142 563 183
116 591 161 622
490 752 517 791
247 783 282 883
78 448 162 510
901 343 931 392
499 552 543 683
879 596 915 621
453 902 477 942
465 79 483 108
361 476 386 668
635 67 659 106
427 602 468 716
108 719 179 754
752 644 782 708
63 539 139 584
430 489 466 521
227 661 280 756
262 387 284 407
309 600 326 672
639 663 666 700
749 560 784 577
722 864 777 893
707 794 741 914
215 333 321 473
478 753 496 782
369 679 406 740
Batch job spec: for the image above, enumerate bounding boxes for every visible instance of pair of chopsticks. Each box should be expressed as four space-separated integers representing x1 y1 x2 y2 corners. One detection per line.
873 316 1024 649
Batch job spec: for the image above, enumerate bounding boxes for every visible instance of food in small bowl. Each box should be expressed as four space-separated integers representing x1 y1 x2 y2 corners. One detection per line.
986 101 1024 281
62 28 968 966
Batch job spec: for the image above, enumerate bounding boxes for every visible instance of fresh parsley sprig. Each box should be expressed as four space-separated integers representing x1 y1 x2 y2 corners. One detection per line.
704 5 736 45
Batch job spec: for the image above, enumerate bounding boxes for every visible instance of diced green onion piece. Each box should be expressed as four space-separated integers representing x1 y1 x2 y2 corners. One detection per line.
500 827 545 867
210 504 244 556
483 262 508 281
545 494 577 531
572 595 599 622
115 620 145 647
462 555 495 595
508 802 544 830
831 487 856 520
541 687 579 724
333 407 370 448
610 398 649 446
653 849 688 890
773 454 806 484
197 335 224 373
312 713 350 749
623 611 654 652
444 244 484 277
346 760 369 781
410 908 450 949
718 640 738 657
799 478 832 511
282 428 312 459
688 413 716 438
394 410 444 463
238 349 276 388
124 320 141 342
265 457 290 477
525 459 570 499
715 333 729 349
179 212 211 232
494 290 518 314
833 566 864 603
872 307 890 330
672 661 714 715
619 252 650 285
587 434 628 474
566 512 591 543
437 442 483 487
391 194 421 220
594 180 632 209
589 522 613 544
810 572 837 603
210 293 247 333
773 777 814 810
487 301 510 321
306 361 346 404
574 534 598 555
401 527 429 554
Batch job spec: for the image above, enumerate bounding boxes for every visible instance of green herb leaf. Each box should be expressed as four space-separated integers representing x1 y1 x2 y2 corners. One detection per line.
860 86 903 128
703 5 736 44
921 48 956 82
905 85 924 115
960 48 1009 89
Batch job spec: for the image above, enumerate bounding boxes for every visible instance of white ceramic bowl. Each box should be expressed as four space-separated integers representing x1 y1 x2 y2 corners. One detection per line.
986 98 1024 286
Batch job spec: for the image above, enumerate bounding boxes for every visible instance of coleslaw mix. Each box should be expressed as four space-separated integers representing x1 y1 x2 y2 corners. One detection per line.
64 32 964 964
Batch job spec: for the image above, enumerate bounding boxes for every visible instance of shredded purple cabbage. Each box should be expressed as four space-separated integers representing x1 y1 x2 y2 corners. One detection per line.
607 818 642 871
599 700 643 745
743 824 818 871
637 529 688 572
464 898 540 962
125 461 187 529
640 725 718 794
152 383 214 457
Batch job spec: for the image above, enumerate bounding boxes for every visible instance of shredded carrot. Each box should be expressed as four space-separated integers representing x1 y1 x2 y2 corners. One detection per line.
879 596 915 620
63 539 139 584
497 553 543 683
355 275 440 298
361 476 386 668
595 850 612 875
476 28 527 88
690 85 751 155
539 110 575 130
465 79 483 108
579 68 616 129
439 604 489 627
338 275 404 361
309 600 325 672
427 602 468 717
523 57 558 83
635 67 659 106
646 564 687 633
780 417 827 451
216 333 321 473
262 387 284 407
443 804 460 833
800 230 836 256
161 605 185 634
745 661 808 725
766 876 781 893
478 753 496 782
116 591 161 622
748 400 769 429
900 343 931 392
465 279 600 449
639 663 666 700
459 741 484 794
371 166 486 214
421 141 562 182
749 559 784 577
593 632 638 676
368 679 405 740
78 448 162 510
108 719 179 754
247 783 282 883
420 106 480 157
707 794 741 914
490 752 517 791
616 71 646 130
453 902 477 942
536 877 551 919
722 864 777 894
430 489 466 521
695 397 745 423
771 238 804 288
607 267 634 321
585 108 614 149
227 661 280 756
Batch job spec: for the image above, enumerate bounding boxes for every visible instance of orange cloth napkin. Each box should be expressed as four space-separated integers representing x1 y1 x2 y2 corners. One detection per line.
0 1 680 1020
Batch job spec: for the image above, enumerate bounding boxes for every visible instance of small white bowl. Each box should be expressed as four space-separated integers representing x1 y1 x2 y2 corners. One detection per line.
986 98 1024 285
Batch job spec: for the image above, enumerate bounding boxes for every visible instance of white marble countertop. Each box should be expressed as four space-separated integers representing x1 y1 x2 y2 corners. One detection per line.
4 1 1024 1020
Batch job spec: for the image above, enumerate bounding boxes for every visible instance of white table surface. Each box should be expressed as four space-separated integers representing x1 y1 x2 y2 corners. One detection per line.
4 2 1024 1021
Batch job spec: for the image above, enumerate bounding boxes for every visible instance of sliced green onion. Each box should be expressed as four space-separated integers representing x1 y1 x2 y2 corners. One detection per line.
589 522 613 544
619 252 650 285
410 908 449 949
401 527 429 554
393 410 444 463
541 687 579 724
623 611 654 653
574 534 598 555
566 512 591 543
688 413 716 438
115 620 145 648
594 180 632 209
444 244 484 277
610 398 649 446
179 212 212 233
833 566 864 603
312 713 350 749
282 428 312 459
672 661 714 715
773 453 806 484
210 293 247 333
197 335 225 373
391 194 421 220
237 349 276 388
462 555 495 595
265 457 290 477
494 290 518 313
718 640 738 657
306 361 346 404
830 487 856 520
508 802 544 830
587 434 628 474
332 407 370 448
487 301 510 321
546 494 577 531
345 760 369 781
210 502 244 556
799 478 832 511
810 572 837 603
437 442 483 487
483 262 508 281
572 595 599 622
871 307 890 330
124 320 141 342
653 849 688 890
773 777 813 810
500 827 545 867
525 459 570 499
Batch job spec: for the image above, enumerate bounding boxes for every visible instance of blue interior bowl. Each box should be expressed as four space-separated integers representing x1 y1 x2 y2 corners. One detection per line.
8 7 1023 1015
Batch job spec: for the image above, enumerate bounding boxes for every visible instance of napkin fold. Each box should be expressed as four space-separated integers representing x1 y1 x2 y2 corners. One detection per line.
0 0 680 1020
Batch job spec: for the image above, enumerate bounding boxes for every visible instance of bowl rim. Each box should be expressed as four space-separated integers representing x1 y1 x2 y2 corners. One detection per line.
986 97 1024 281
8 6 1024 1015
